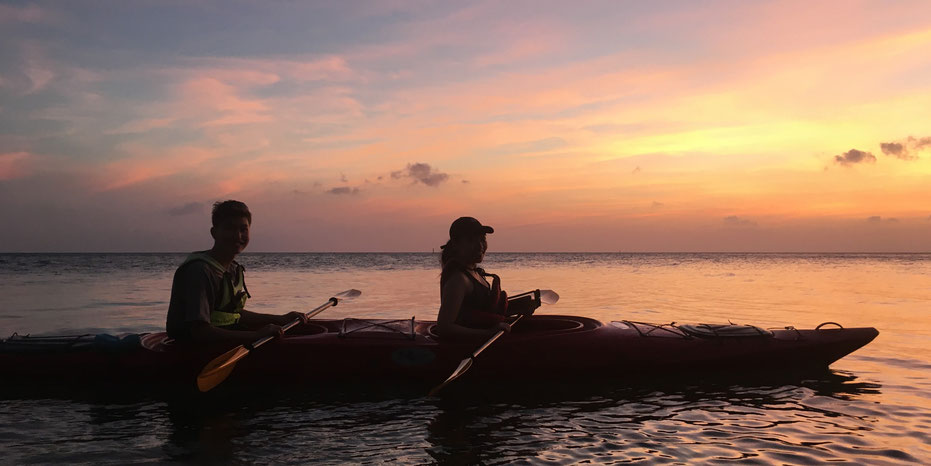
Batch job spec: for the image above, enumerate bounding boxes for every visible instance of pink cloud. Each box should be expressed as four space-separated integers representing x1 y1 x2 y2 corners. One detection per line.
289 56 356 81
470 17 570 68
106 118 177 135
182 55 358 84
178 76 272 127
0 4 54 24
95 146 222 191
0 152 35 180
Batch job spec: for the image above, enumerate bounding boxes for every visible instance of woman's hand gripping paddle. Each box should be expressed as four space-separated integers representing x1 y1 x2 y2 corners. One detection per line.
196 289 362 392
428 289 559 396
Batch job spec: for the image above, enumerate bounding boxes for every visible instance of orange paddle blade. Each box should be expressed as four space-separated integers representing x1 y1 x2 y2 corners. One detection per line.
196 345 251 392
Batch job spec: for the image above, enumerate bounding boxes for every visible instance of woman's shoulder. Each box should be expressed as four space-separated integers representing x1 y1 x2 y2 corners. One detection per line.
443 268 473 288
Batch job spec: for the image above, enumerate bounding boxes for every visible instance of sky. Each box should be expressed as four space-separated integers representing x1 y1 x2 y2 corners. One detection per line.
1 0 930 252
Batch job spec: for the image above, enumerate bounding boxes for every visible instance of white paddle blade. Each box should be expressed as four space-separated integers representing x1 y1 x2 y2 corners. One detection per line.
539 289 559 305
335 289 362 300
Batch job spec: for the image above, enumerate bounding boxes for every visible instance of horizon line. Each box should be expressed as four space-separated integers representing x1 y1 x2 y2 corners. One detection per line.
1 251 929 255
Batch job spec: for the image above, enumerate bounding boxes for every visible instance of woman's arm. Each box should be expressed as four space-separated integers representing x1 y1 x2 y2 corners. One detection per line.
437 272 508 339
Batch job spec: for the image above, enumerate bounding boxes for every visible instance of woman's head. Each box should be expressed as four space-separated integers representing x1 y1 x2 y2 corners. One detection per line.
440 217 494 282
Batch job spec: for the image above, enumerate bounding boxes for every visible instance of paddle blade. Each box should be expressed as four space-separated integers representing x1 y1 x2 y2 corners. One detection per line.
196 345 251 392
539 289 559 305
335 289 362 300
429 357 473 396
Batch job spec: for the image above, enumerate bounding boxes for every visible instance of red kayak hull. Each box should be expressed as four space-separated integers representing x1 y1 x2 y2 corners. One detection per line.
0 315 879 389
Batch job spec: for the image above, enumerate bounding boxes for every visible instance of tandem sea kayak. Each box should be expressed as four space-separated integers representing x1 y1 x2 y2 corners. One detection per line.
0 315 878 390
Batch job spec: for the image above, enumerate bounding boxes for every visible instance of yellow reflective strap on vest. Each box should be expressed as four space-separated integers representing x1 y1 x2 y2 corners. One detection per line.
181 252 246 326
210 309 241 327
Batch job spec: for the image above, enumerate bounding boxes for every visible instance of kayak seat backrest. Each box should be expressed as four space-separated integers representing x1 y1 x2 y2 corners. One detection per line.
679 323 773 338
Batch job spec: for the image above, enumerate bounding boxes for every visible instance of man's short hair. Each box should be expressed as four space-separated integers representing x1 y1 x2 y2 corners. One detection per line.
212 200 251 227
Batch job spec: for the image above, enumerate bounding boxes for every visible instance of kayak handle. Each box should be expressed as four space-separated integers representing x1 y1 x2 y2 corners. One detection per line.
815 322 844 330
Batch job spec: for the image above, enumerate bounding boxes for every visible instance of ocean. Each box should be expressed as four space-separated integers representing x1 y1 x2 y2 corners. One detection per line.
1 253 929 463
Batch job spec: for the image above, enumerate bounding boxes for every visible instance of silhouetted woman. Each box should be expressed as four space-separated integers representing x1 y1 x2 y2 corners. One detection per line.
436 217 512 339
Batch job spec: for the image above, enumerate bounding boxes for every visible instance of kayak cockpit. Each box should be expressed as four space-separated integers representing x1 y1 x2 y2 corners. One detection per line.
422 314 602 339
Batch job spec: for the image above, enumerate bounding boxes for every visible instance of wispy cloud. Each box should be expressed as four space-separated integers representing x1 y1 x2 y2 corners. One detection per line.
95 145 222 191
166 202 204 216
488 137 568 156
880 136 930 160
880 142 908 159
178 77 272 127
723 215 756 227
327 186 360 195
0 4 54 24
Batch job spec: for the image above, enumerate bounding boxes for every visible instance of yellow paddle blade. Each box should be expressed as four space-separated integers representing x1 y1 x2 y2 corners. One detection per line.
196 345 251 392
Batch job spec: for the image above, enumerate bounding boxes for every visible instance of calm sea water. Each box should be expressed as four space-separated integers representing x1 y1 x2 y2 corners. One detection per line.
1 253 929 464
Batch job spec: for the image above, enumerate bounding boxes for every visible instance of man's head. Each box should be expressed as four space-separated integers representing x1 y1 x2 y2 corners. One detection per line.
210 200 251 256
212 200 251 228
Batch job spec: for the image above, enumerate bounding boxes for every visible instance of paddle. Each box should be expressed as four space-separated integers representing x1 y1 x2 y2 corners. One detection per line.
428 289 559 396
196 288 362 392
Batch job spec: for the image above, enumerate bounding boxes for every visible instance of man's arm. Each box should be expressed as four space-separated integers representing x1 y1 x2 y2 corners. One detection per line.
172 263 286 343
189 320 282 343
239 309 308 326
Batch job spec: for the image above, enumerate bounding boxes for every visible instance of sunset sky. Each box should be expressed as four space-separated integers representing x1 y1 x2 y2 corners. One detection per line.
1 0 930 252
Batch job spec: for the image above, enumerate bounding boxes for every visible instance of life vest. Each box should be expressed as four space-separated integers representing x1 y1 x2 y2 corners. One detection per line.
479 269 508 315
457 268 509 328
181 252 250 327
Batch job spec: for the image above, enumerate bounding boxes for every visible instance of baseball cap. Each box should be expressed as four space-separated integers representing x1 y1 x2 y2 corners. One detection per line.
448 216 494 239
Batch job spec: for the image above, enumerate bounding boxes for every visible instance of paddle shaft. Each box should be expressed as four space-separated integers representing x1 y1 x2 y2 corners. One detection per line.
197 289 360 392
470 314 524 358
427 313 527 396
247 297 338 351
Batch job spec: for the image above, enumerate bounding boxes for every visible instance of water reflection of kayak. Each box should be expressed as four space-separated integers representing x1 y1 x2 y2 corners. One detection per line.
0 315 878 389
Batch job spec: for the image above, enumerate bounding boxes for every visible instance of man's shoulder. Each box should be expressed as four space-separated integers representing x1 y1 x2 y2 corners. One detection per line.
175 253 220 280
